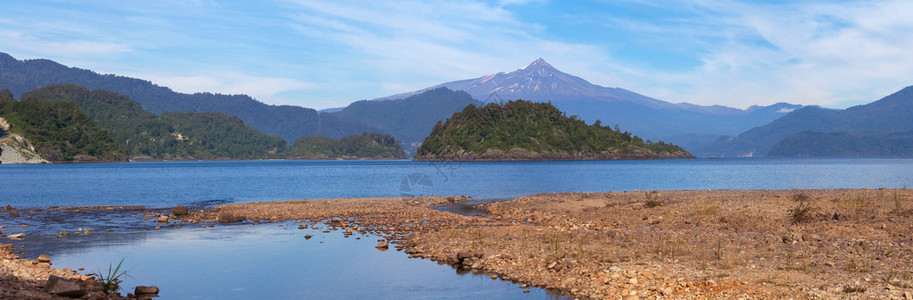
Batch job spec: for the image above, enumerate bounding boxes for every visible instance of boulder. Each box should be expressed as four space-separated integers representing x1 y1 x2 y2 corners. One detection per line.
46 275 85 298
134 285 160 295
456 251 474 262
218 212 245 223
37 254 51 263
172 206 189 216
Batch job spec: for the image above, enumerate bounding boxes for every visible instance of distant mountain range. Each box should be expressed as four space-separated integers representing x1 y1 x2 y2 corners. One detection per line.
376 58 802 154
0 52 376 142
698 86 913 157
5 51 912 158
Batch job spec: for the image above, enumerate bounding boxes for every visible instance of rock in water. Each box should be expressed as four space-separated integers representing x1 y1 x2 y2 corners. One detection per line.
7 233 25 239
218 212 245 223
375 242 389 249
37 254 51 263
156 215 169 223
46 275 86 298
135 285 160 296
172 206 189 216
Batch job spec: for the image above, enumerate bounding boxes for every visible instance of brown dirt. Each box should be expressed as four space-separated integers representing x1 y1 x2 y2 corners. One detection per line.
182 189 913 299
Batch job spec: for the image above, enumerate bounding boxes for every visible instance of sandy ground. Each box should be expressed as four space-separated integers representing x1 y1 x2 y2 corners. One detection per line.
178 189 913 299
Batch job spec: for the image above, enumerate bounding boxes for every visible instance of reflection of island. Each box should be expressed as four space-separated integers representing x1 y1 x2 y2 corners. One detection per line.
415 100 694 161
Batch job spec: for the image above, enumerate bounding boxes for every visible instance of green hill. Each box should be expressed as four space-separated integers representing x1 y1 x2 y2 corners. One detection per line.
289 132 405 159
22 84 286 160
415 100 693 161
0 88 127 162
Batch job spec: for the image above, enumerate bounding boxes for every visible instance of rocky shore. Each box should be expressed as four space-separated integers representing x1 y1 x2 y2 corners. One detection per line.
176 189 913 299
412 148 695 161
6 189 913 299
0 243 142 299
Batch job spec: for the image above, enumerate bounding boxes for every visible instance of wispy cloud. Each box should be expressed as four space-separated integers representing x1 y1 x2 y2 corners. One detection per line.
3 0 913 110
613 0 913 107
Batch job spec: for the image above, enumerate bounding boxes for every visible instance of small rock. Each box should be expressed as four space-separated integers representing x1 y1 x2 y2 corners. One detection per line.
134 285 160 295
375 242 389 249
661 287 673 296
57 231 69 237
46 275 86 298
547 261 558 269
456 252 473 262
622 295 639 300
37 254 51 263
628 278 639 285
7 233 25 239
156 215 169 223
519 284 528 289
904 291 912 300
172 206 189 216
304 235 312 240
217 212 245 223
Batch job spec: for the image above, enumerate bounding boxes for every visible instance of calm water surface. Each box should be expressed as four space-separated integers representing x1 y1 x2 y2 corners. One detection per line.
2 157 912 208
2 157 913 299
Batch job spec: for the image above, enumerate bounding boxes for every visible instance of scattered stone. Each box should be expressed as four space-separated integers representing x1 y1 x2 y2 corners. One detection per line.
172 206 189 216
57 231 69 238
45 275 85 298
905 291 912 300
156 215 169 223
375 242 389 249
304 235 313 240
7 233 25 239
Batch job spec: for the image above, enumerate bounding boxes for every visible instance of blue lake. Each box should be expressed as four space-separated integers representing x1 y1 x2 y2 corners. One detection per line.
2 157 913 299
2 157 912 209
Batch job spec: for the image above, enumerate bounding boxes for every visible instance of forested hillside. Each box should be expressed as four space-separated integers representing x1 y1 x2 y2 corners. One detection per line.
23 84 287 160
0 88 126 162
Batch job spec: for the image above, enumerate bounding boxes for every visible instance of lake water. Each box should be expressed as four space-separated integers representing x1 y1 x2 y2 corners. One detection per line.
2 157 913 299
2 157 912 209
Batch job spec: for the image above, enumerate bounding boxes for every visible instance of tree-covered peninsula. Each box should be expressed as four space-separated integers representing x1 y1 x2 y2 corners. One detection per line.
415 100 694 161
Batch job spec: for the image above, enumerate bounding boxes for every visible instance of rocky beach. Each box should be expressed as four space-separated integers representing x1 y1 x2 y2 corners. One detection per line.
183 189 913 299
3 189 913 299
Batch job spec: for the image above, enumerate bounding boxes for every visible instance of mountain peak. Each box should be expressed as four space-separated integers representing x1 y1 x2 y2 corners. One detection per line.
525 58 553 69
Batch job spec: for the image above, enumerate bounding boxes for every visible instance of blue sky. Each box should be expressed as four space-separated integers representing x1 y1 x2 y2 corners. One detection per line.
3 0 913 110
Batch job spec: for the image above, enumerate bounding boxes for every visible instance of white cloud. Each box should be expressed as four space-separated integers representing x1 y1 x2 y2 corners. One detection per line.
140 72 315 106
627 0 913 108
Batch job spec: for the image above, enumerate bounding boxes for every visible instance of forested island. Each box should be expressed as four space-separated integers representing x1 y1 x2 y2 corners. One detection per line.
415 100 694 161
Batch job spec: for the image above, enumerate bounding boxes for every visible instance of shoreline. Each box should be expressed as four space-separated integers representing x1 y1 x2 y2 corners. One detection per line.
4 189 913 298
178 189 913 299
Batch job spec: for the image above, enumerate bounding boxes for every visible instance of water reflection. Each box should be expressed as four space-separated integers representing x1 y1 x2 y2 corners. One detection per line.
15 222 567 299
